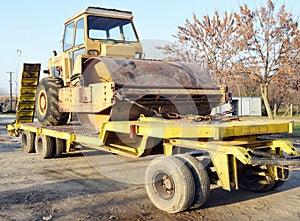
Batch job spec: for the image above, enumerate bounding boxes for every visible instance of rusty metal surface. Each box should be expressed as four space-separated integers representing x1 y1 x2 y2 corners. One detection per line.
82 58 215 88
78 57 228 134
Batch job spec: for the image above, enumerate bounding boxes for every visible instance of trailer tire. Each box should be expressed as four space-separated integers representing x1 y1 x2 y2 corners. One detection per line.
35 134 53 159
21 131 36 153
52 138 66 158
145 156 195 213
238 164 276 192
273 168 289 189
175 154 210 209
36 77 69 126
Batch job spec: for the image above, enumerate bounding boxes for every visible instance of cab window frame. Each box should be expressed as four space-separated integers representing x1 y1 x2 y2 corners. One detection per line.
74 18 85 47
63 21 75 52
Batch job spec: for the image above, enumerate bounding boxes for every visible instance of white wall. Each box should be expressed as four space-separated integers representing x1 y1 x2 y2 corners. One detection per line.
232 97 262 116
212 97 262 116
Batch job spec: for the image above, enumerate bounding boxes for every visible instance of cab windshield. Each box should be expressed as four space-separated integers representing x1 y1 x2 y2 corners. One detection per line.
87 16 138 42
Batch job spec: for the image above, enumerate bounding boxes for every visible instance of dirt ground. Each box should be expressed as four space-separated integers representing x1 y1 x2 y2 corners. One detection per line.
0 114 300 221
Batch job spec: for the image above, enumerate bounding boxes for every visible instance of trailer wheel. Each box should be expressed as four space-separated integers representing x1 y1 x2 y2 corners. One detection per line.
35 134 53 159
273 167 289 189
21 131 36 153
145 156 195 213
238 165 276 192
52 138 66 158
273 180 286 189
36 77 69 126
175 154 210 209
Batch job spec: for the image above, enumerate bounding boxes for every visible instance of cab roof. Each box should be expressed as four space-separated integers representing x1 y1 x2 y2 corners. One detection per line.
65 7 133 24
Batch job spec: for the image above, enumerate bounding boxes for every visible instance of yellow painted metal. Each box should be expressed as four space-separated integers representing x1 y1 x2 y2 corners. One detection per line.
108 143 141 158
13 123 76 152
106 133 152 158
169 139 251 164
6 124 17 136
100 44 136 58
75 135 104 147
167 138 251 191
8 114 295 156
103 117 293 140
270 140 298 156
212 154 238 191
231 155 239 190
58 82 115 113
47 54 72 84
213 152 232 190
15 64 41 124
163 143 173 156
265 139 299 181
77 132 150 158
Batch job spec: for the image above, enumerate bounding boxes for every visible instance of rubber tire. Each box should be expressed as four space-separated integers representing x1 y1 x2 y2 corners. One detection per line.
52 138 66 158
175 154 210 209
21 131 36 153
35 134 53 159
36 77 69 126
145 156 195 213
238 165 276 192
273 168 289 189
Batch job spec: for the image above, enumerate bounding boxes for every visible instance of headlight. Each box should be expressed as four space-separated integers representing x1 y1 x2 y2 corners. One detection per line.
88 50 99 56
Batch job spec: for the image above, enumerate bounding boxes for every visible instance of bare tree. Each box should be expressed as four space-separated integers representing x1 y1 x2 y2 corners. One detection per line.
160 0 300 119
230 74 260 97
233 0 300 118
162 11 238 82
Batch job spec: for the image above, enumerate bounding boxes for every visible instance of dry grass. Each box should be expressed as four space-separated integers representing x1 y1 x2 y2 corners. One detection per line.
0 95 17 112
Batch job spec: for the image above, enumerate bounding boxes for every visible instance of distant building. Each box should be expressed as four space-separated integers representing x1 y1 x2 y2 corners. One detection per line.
232 97 262 116
212 97 262 116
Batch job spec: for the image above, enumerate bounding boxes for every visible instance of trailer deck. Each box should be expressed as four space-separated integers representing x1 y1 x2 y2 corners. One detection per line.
7 117 295 154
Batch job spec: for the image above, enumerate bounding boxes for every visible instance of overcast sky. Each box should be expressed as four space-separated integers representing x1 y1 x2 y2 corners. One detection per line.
1 0 300 94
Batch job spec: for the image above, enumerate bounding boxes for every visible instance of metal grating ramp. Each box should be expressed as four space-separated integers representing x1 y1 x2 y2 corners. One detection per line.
15 63 41 124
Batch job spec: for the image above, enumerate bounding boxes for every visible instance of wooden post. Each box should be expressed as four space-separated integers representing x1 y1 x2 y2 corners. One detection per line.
290 104 293 117
282 105 290 117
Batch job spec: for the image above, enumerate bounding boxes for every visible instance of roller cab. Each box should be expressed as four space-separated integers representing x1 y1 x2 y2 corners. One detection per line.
46 7 143 84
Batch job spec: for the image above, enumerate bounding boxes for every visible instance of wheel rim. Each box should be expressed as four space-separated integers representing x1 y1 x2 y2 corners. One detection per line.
38 91 47 115
239 165 276 191
154 172 175 200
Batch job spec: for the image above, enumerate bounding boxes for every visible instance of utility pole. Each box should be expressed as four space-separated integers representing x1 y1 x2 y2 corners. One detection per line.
7 71 14 111
15 49 22 105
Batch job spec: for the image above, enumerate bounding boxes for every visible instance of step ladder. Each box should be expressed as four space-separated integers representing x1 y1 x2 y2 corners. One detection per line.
15 63 41 124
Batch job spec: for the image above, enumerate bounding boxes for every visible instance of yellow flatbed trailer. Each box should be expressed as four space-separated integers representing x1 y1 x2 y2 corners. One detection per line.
7 115 300 213
6 63 300 213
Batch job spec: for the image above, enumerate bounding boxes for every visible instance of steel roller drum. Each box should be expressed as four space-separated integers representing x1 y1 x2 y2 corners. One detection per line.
77 57 219 134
